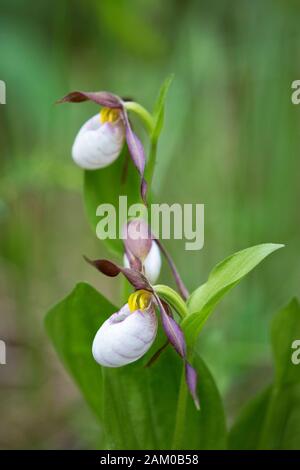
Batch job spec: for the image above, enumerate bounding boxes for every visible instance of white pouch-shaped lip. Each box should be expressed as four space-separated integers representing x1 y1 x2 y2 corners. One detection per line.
72 113 125 170
92 303 157 367
124 241 162 284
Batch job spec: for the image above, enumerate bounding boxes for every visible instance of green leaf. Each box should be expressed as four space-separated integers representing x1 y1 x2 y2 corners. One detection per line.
45 282 116 421
258 298 300 449
182 354 227 449
146 74 174 187
228 386 272 449
152 74 174 141
45 282 226 449
182 243 284 345
229 298 300 450
271 298 300 386
84 146 140 257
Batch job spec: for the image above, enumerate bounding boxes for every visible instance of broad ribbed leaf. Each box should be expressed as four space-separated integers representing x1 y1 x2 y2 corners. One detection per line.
45 282 115 421
229 387 272 449
183 243 284 345
229 298 300 450
258 298 300 449
180 354 227 449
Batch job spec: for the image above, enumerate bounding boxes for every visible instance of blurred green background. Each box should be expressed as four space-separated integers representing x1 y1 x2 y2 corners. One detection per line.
0 0 299 449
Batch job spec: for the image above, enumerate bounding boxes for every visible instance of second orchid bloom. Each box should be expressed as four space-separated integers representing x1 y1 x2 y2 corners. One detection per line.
86 219 200 410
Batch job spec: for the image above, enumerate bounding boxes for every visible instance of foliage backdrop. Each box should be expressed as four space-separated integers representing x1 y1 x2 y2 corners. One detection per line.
0 0 299 448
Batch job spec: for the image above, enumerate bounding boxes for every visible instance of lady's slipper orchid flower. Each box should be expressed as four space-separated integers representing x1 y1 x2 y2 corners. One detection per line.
72 108 125 170
57 90 147 202
85 257 200 410
123 219 162 284
92 291 157 367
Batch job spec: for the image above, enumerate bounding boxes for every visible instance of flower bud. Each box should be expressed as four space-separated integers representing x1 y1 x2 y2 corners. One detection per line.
123 219 152 261
92 300 157 368
123 219 162 284
72 109 125 169
124 240 161 284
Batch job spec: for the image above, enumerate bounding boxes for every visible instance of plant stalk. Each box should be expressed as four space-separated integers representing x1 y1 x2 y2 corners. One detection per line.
153 284 188 318
123 101 154 134
172 365 188 449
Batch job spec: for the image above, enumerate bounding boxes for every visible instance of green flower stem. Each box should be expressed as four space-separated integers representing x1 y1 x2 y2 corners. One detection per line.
145 139 157 190
153 284 188 319
172 365 188 449
124 101 154 134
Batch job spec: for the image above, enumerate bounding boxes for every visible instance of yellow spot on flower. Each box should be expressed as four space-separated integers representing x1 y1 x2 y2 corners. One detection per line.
100 107 120 124
128 290 152 313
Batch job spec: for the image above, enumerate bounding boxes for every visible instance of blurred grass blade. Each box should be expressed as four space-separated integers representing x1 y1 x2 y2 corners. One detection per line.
182 243 284 345
146 74 174 186
152 74 174 140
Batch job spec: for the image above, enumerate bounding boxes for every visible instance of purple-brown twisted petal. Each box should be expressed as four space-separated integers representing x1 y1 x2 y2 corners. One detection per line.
84 256 152 291
155 295 200 409
56 91 122 108
154 238 189 300
185 362 200 410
